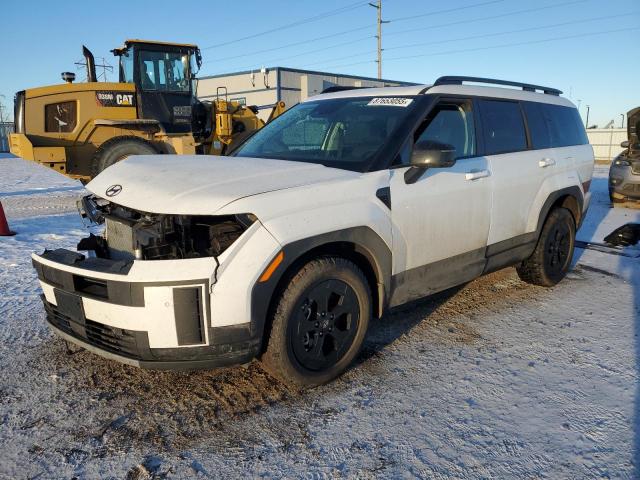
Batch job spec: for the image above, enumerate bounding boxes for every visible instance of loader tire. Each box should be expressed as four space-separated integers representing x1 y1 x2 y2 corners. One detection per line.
90 136 157 178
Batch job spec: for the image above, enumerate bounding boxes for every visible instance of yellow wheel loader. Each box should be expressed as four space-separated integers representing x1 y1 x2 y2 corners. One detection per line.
9 40 285 181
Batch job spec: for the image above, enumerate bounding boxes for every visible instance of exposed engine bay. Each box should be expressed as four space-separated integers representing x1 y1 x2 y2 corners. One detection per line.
77 195 256 261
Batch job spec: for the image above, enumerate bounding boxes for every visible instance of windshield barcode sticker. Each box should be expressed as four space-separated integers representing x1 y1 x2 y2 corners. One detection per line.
367 97 413 107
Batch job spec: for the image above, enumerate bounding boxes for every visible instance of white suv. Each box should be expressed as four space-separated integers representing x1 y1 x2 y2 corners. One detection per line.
32 76 594 387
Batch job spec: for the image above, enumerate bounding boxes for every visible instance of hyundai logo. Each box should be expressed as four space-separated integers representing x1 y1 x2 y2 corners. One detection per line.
105 184 123 197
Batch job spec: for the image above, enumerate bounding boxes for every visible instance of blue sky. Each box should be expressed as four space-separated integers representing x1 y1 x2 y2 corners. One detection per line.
1 0 638 127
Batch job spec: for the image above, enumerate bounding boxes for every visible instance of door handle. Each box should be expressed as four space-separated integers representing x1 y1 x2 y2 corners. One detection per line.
539 158 556 168
465 170 490 181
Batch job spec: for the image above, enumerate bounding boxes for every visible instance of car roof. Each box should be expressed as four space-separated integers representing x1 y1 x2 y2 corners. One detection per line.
305 82 575 108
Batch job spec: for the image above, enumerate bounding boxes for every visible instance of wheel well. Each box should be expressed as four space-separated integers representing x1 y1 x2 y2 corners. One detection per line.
552 194 581 227
260 241 383 353
282 242 381 317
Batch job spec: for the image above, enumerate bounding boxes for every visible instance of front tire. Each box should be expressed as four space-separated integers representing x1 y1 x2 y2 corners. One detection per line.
260 257 371 388
517 207 576 287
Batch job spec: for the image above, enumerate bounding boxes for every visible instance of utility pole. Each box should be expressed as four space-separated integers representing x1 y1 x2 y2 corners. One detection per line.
369 0 389 79
585 105 590 129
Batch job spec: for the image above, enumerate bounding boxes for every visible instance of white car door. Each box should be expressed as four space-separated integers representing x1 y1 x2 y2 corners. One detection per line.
389 98 492 306
479 99 552 247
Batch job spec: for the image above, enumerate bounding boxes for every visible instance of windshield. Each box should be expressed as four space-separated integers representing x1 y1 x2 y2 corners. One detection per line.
233 97 419 171
138 50 190 93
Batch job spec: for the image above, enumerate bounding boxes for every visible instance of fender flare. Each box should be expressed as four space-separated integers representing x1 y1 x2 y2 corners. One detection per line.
250 226 392 342
535 185 584 235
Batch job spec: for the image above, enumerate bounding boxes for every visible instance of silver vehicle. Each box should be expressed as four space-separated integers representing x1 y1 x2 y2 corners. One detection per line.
609 107 640 203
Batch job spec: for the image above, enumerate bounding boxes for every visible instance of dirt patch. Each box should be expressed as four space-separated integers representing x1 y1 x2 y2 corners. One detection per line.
1 264 604 472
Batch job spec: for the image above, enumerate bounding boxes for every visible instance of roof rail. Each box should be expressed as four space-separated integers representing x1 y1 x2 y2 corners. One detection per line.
320 85 367 94
432 76 562 96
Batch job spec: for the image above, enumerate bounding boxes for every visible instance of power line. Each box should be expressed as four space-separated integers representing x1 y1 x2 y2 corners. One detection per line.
204 0 591 75
201 0 521 69
385 0 589 39
201 1 369 50
250 36 374 68
388 0 505 22
203 32 373 64
298 11 633 69
318 26 639 70
384 12 633 51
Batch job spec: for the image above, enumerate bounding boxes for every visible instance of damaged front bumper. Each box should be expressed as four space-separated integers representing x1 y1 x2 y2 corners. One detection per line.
32 220 281 369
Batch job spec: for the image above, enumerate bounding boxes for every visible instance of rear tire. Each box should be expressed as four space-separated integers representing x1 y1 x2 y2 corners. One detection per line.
517 207 576 287
260 257 371 388
90 136 156 178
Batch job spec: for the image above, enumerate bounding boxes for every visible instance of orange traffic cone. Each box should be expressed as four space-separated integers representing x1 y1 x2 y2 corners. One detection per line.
0 200 15 236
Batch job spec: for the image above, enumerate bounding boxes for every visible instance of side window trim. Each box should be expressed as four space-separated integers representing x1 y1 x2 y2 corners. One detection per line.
472 97 486 156
519 101 533 151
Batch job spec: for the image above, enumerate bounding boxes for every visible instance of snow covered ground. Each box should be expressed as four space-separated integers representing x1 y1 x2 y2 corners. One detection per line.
0 155 639 479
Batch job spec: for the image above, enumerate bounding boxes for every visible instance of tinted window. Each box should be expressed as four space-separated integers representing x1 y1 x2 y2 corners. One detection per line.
523 102 588 149
415 101 475 159
139 50 189 92
478 100 527 155
547 104 588 147
522 102 552 149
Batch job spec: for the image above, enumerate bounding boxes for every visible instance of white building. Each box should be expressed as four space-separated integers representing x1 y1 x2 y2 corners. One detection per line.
197 67 416 120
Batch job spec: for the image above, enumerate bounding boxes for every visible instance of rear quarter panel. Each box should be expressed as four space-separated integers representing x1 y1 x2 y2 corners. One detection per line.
526 143 594 232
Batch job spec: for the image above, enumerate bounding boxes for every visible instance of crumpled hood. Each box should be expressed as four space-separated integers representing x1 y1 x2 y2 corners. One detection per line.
87 155 359 215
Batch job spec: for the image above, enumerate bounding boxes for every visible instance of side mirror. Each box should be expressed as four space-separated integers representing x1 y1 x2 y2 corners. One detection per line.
621 140 630 148
405 141 456 184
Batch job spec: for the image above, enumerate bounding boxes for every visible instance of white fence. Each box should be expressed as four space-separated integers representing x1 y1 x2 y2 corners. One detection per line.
0 122 13 152
586 128 627 163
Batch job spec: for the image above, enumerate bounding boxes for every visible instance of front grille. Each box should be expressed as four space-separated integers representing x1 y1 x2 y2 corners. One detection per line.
45 301 141 360
84 319 139 358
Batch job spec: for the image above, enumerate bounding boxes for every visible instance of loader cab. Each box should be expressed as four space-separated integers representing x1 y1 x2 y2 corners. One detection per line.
113 39 202 133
